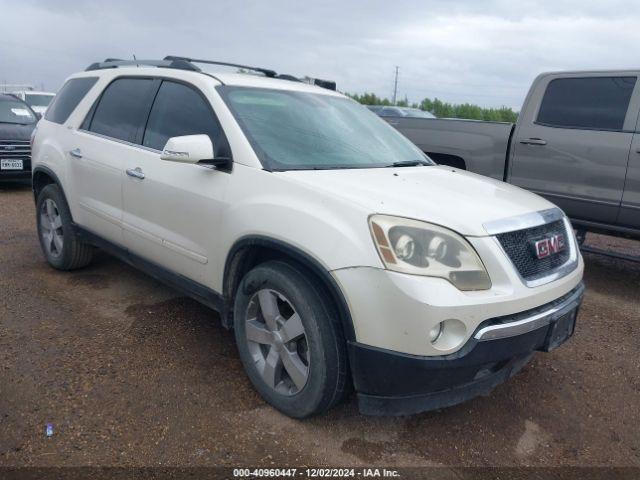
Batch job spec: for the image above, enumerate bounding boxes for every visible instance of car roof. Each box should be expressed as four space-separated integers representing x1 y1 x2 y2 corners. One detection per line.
208 72 343 96
70 66 344 97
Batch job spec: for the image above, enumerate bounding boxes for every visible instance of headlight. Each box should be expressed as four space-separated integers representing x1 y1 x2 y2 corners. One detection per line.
369 215 491 291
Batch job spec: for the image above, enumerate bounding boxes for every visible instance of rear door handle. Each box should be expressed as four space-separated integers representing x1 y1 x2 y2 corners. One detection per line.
69 148 83 159
126 167 145 180
519 138 547 146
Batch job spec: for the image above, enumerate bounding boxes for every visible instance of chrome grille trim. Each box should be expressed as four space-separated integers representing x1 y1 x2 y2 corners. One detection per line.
0 140 31 159
492 215 579 288
483 207 564 236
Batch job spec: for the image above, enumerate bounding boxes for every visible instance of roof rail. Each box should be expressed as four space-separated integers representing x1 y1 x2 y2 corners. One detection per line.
164 56 277 78
83 56 337 90
85 58 200 72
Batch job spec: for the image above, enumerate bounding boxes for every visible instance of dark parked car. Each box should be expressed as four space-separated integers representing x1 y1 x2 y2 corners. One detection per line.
367 105 436 119
0 94 38 181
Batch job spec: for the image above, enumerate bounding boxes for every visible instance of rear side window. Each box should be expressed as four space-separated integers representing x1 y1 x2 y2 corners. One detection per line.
143 81 223 152
44 77 98 124
536 76 637 131
89 78 154 142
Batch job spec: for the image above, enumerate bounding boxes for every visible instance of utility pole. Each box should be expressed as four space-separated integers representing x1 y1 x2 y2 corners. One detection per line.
392 66 399 105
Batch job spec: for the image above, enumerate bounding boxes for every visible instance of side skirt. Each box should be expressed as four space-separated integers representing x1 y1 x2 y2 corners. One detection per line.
74 225 224 314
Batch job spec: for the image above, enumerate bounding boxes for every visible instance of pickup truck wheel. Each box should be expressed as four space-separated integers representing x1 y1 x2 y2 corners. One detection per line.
233 261 348 418
36 184 93 270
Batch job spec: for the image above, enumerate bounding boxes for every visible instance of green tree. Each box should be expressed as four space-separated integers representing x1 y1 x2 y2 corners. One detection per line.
347 92 518 122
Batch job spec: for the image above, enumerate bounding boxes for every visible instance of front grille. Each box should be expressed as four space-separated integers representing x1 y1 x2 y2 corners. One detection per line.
496 219 570 281
0 140 31 172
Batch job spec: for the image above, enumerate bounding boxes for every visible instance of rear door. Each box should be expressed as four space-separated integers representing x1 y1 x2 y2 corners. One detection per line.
510 74 638 224
71 77 156 245
619 108 640 228
121 79 231 285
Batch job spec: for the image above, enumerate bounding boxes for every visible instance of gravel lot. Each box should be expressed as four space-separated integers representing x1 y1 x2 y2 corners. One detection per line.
1 182 639 468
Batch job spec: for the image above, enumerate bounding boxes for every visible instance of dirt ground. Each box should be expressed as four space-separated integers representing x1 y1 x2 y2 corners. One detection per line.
1 182 639 468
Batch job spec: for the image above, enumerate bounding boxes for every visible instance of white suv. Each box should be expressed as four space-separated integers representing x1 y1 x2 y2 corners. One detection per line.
31 57 584 418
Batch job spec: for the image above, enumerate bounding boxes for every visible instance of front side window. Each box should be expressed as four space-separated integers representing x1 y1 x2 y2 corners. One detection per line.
89 78 154 142
218 87 431 170
45 77 97 124
536 76 637 131
143 81 223 153
0 98 37 125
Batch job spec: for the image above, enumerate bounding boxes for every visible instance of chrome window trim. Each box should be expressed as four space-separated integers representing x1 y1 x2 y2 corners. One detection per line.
483 207 564 235
490 213 579 288
77 129 162 154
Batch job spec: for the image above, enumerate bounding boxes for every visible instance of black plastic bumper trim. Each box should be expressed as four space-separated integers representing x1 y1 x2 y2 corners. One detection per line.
349 283 584 416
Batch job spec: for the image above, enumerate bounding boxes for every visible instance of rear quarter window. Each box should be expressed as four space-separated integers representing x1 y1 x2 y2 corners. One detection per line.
536 76 637 131
45 77 98 124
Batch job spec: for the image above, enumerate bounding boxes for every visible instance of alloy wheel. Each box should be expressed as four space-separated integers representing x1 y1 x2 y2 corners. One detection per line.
244 289 310 395
40 198 64 258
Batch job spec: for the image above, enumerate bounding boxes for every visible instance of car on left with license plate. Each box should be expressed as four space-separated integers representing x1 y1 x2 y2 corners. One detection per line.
0 94 38 181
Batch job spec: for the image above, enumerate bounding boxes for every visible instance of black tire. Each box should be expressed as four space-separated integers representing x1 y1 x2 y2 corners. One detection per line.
233 260 348 418
36 184 94 270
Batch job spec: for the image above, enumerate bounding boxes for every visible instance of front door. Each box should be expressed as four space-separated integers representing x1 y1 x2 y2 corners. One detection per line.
121 79 231 285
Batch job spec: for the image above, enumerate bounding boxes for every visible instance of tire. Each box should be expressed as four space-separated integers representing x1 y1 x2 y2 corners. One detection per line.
233 260 348 418
36 184 94 270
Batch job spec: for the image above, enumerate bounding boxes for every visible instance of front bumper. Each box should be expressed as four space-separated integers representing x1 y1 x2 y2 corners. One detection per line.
350 283 584 415
0 168 31 180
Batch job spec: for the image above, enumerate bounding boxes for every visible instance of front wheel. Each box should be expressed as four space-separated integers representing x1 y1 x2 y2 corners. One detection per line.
233 261 348 418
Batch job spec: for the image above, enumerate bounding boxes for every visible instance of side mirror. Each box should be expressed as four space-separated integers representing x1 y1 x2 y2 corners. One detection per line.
160 134 231 169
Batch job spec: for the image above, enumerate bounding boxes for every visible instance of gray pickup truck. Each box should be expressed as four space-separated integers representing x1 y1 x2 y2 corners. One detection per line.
383 70 640 241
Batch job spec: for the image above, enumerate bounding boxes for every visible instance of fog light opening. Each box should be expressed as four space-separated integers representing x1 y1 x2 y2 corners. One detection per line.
431 319 467 351
429 322 444 344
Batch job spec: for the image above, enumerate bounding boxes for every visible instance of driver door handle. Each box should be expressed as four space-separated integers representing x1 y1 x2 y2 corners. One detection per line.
126 167 145 180
69 148 83 159
520 138 547 146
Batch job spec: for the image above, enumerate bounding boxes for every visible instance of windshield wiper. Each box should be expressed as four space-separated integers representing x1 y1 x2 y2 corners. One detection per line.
388 160 430 167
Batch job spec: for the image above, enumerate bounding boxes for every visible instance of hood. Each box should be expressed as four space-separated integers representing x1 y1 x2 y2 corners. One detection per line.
0 122 36 141
279 165 555 236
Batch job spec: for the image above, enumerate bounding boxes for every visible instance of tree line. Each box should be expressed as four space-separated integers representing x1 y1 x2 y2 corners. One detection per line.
346 92 519 123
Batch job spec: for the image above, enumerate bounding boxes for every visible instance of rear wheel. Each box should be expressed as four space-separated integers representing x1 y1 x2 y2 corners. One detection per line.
233 261 348 418
36 184 93 270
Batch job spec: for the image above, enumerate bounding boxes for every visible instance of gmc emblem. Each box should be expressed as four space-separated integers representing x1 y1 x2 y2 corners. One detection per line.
533 234 566 259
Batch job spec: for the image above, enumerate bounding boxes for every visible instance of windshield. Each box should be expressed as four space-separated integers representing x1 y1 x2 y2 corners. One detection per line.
0 98 36 124
218 86 433 170
25 93 54 107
